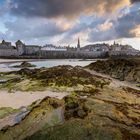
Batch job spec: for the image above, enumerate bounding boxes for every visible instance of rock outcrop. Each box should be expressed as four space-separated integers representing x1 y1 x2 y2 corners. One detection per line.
13 61 36 68
0 63 140 140
0 65 110 92
86 58 140 84
1 84 140 140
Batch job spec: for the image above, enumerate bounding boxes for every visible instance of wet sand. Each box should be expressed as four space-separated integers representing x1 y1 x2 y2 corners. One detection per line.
85 69 140 91
0 90 69 109
0 90 69 130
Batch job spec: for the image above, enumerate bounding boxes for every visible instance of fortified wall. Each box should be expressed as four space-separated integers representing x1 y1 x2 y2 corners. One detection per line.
0 39 139 59
39 50 108 59
0 48 18 57
109 51 140 57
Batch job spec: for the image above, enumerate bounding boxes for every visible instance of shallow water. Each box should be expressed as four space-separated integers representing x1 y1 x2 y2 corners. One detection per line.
14 111 29 124
0 109 29 130
12 59 96 68
0 107 64 131
0 59 97 72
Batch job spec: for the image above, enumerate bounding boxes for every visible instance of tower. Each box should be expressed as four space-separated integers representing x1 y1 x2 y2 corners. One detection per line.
114 41 116 45
2 40 6 44
16 40 25 55
77 38 80 51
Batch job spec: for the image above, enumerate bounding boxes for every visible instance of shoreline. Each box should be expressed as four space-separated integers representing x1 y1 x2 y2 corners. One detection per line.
0 58 104 64
0 58 98 72
0 59 48 65
0 58 139 110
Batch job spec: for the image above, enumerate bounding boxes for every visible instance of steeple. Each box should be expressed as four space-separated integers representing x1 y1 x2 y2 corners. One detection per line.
2 40 6 44
77 38 80 51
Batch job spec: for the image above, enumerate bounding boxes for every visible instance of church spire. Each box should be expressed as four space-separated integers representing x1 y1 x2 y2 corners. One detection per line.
77 38 80 51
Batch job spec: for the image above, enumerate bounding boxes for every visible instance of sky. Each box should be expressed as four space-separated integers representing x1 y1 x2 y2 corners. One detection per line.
0 0 140 50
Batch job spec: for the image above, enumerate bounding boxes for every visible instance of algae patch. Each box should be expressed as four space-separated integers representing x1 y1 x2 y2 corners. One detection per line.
86 58 140 84
0 107 17 119
0 65 110 92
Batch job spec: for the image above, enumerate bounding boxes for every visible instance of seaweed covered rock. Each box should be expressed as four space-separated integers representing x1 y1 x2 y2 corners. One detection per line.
0 65 110 92
64 95 89 119
13 61 36 68
0 97 64 140
28 65 109 87
86 58 140 83
0 107 17 119
1 85 140 140
83 85 97 93
25 87 140 140
17 68 37 76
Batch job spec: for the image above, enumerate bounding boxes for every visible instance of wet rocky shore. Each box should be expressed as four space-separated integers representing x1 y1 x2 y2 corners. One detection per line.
0 58 139 140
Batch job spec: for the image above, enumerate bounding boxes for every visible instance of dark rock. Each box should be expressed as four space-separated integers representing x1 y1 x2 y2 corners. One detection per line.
13 61 36 68
17 68 37 76
77 109 87 118
64 96 89 119
86 58 140 83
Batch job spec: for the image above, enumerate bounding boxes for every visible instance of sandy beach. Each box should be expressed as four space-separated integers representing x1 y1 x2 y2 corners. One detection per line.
0 90 69 109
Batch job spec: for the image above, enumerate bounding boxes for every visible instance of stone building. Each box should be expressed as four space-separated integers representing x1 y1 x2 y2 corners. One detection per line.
16 40 41 55
42 44 67 51
16 40 25 55
82 43 110 52
109 42 140 56
0 40 40 57
25 45 41 55
0 39 139 58
0 40 18 56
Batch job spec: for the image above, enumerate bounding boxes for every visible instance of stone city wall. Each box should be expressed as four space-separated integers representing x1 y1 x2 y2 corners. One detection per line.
38 50 108 59
0 49 18 57
109 51 140 57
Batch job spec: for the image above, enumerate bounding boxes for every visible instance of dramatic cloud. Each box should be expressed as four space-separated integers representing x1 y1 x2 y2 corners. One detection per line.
10 0 130 18
98 21 113 32
0 0 140 49
2 18 67 41
131 0 140 3
115 6 140 38
130 25 140 37
0 0 11 16
88 3 140 42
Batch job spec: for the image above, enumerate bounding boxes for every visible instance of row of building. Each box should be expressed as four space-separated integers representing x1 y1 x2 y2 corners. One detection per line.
0 40 40 57
0 39 139 57
82 41 138 52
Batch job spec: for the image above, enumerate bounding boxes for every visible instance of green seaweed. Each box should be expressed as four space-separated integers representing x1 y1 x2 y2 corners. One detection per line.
0 107 18 119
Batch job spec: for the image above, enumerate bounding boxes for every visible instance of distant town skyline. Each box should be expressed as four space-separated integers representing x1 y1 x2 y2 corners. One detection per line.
0 0 140 50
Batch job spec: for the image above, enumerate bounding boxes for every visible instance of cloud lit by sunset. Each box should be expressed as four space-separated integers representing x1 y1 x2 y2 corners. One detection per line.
0 0 139 49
